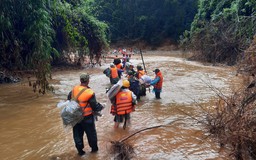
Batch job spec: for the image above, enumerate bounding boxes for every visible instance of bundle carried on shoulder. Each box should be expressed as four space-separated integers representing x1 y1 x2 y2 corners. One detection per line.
103 68 111 77
107 79 123 100
57 100 83 127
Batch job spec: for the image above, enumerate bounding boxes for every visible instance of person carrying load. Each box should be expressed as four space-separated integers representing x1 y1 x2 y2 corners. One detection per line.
110 80 137 129
136 65 147 96
109 63 120 84
150 69 163 99
125 63 136 76
67 73 104 156
113 58 123 78
136 65 146 79
127 70 140 100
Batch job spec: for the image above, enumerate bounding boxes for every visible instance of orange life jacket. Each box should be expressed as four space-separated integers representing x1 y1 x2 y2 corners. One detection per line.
115 90 134 115
137 70 145 79
116 63 123 69
110 67 118 78
154 71 163 89
72 85 94 116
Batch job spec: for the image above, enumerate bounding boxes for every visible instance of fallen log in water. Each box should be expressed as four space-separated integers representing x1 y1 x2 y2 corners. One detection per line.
110 119 180 160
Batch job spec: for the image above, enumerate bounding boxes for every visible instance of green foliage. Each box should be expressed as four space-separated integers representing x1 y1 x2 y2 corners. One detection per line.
92 0 198 44
26 1 55 93
0 0 109 93
51 0 109 60
181 0 256 65
0 0 55 93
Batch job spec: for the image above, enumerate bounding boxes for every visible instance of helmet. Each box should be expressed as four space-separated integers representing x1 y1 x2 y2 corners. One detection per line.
122 80 130 88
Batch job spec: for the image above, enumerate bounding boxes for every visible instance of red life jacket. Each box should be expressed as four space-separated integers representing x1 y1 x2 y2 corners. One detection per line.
154 71 163 89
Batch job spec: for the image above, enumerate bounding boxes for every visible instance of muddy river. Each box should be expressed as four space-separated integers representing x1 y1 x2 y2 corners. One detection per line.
0 51 240 160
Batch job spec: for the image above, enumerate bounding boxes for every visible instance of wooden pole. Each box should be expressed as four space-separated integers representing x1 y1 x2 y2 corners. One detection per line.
140 49 150 92
140 49 147 73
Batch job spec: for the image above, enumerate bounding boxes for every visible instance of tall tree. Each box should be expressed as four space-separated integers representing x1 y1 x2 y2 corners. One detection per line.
92 0 197 45
0 0 109 93
181 0 256 65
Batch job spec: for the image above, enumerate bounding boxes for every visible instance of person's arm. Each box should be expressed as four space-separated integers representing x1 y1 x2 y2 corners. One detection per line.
150 76 160 85
88 94 103 112
67 91 72 100
88 94 97 110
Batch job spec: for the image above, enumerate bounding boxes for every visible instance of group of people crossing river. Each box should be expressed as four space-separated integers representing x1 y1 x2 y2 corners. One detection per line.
64 48 163 156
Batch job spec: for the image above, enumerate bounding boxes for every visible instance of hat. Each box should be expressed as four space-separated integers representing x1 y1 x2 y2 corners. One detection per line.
137 65 143 70
153 69 160 73
110 63 115 68
80 73 90 83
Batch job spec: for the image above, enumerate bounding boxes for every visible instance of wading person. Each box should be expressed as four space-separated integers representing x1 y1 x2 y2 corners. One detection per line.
136 65 147 97
150 69 163 99
110 80 137 129
110 63 120 84
67 73 103 156
114 59 124 78
136 65 146 79
126 63 136 75
127 71 140 100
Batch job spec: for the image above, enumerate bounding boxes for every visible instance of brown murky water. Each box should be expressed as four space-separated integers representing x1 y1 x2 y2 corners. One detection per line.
0 51 241 160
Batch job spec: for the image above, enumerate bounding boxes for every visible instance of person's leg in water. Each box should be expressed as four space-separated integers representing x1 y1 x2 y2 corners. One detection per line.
123 114 131 129
114 122 119 128
83 120 98 153
126 114 131 126
140 84 146 96
114 115 123 128
155 91 161 99
136 93 140 101
142 84 146 96
73 122 85 156
134 87 140 100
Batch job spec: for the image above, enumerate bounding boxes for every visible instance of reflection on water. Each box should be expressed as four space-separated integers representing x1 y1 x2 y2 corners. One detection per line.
0 52 239 160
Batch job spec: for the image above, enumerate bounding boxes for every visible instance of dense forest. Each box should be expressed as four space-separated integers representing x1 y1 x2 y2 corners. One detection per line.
181 0 256 66
0 0 109 92
91 0 197 45
0 0 255 88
